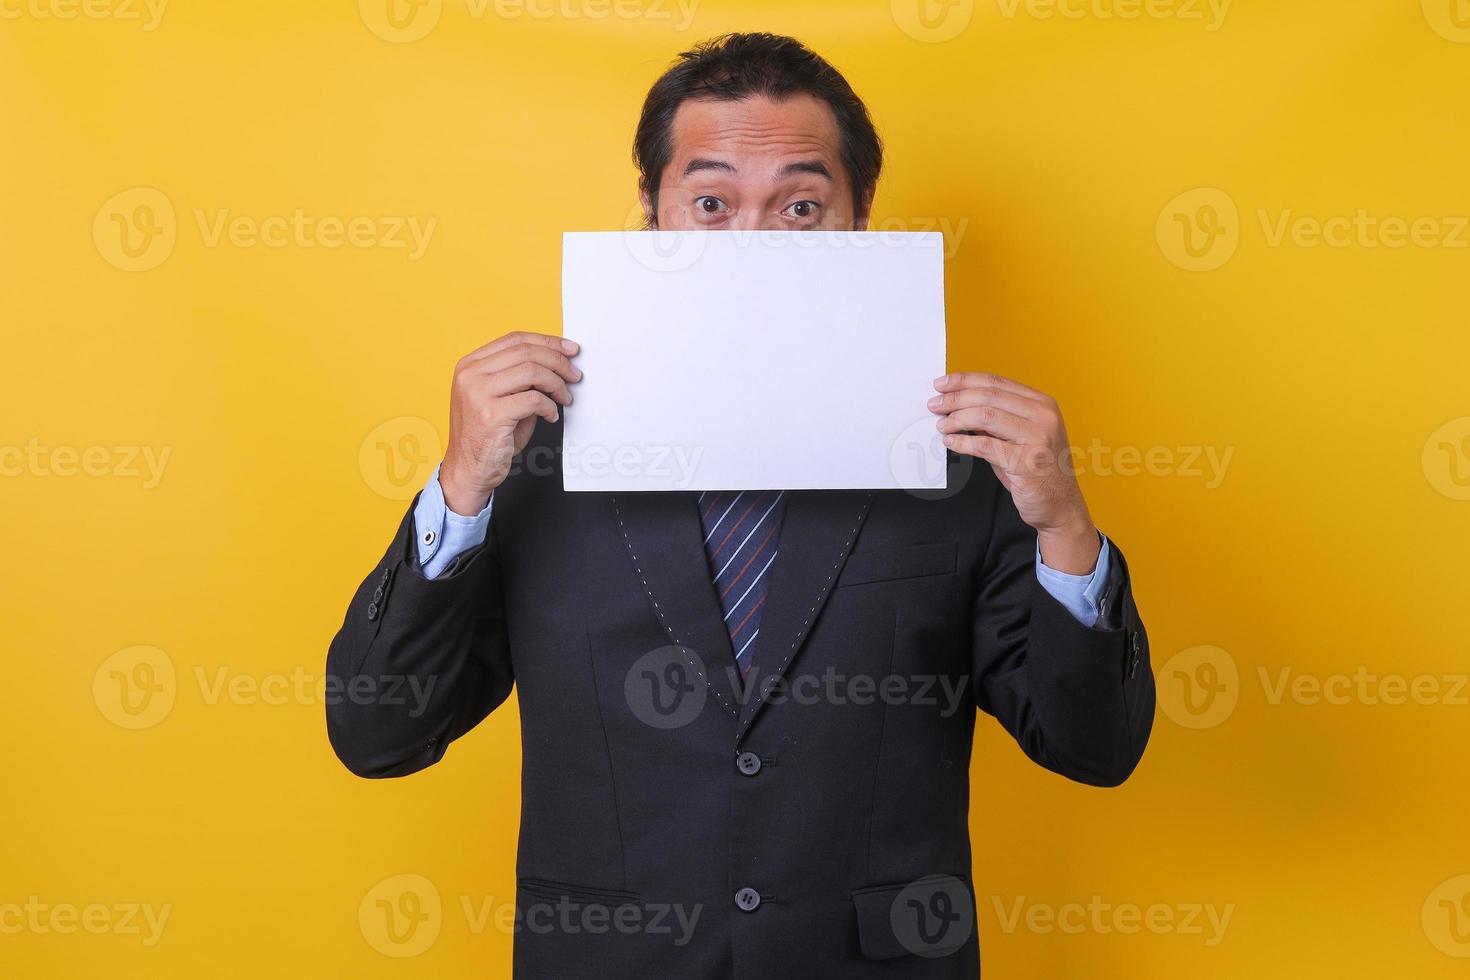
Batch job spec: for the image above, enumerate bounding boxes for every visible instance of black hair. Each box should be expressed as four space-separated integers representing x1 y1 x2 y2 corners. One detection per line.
633 33 882 225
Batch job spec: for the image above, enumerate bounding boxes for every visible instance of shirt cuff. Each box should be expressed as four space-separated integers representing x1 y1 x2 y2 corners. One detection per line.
1034 533 1113 629
412 463 492 581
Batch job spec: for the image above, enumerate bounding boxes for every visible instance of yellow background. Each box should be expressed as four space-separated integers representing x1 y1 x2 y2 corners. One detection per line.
3 0 1468 975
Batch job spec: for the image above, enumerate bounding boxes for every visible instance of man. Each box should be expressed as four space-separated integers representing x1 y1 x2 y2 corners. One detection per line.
328 32 1153 978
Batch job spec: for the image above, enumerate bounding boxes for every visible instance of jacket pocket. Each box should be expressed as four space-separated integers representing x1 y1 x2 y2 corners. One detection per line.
851 875 973 960
836 541 958 589
517 876 641 908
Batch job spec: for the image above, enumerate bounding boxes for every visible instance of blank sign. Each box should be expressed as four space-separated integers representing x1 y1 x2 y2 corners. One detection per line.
560 230 947 492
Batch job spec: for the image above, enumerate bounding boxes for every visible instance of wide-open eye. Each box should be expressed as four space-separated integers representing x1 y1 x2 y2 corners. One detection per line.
783 200 821 220
695 195 728 214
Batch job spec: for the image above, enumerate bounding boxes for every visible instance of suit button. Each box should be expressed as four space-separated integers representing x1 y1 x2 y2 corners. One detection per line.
372 587 384 602
734 888 761 912
736 752 762 776
367 602 379 621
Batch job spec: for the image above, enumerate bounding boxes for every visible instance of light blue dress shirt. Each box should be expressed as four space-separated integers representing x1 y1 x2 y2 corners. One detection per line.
412 463 1113 628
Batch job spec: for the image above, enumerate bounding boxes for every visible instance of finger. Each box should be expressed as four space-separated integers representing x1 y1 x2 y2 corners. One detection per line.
941 433 1020 469
936 405 1032 442
473 343 583 384
500 389 560 426
928 386 1043 420
463 331 580 364
482 363 574 406
933 371 1047 402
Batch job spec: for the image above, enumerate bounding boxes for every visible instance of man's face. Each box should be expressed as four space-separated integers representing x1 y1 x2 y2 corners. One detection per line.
644 93 865 232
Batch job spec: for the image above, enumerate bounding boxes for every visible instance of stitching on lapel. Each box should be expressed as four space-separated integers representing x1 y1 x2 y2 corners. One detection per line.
612 494 740 720
737 493 874 739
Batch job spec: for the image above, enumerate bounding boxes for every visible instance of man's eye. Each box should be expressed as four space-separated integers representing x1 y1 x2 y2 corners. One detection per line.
785 200 820 219
696 196 727 214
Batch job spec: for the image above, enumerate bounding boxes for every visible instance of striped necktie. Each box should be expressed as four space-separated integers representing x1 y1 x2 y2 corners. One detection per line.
698 490 787 674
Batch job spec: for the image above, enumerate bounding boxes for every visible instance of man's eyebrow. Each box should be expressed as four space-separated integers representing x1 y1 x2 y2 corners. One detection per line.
779 160 832 180
682 158 737 177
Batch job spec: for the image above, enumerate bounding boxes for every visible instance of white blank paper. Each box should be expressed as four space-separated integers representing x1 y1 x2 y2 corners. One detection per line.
560 230 947 492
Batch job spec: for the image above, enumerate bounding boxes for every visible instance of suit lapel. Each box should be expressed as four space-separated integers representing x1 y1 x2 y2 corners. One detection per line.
611 492 743 719
736 491 874 739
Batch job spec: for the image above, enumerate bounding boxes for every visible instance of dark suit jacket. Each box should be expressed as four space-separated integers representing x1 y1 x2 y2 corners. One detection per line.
327 418 1154 979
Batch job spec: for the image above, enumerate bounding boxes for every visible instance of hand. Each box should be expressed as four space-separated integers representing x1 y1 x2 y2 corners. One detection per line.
928 372 1100 575
440 331 581 515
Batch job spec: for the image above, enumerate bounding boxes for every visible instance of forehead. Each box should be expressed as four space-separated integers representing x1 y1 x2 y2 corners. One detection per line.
665 94 842 173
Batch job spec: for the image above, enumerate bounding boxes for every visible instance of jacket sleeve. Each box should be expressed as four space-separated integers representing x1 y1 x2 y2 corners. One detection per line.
970 475 1155 787
325 495 513 778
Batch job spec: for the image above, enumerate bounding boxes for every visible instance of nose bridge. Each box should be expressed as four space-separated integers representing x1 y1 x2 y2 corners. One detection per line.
725 171 784 231
726 199 784 232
